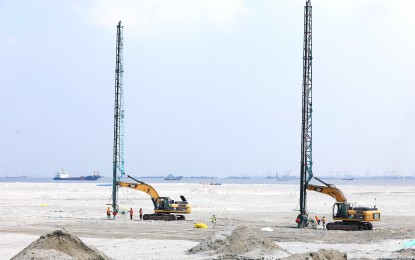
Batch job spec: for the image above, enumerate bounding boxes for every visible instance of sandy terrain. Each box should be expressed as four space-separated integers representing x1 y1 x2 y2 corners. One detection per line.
0 182 414 259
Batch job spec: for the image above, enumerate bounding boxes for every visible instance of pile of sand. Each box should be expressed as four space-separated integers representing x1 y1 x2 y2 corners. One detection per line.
391 248 415 259
11 230 109 260
188 225 289 259
283 249 347 260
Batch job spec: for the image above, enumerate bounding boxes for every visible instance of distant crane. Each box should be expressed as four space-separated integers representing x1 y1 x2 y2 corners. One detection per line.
112 21 125 215
299 0 313 223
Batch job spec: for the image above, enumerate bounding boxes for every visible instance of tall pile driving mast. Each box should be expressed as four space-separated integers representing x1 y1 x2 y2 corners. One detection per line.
299 0 313 222
112 21 125 215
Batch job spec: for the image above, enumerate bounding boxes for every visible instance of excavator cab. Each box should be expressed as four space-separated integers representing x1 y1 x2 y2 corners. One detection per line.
154 195 191 215
156 197 171 210
333 202 350 219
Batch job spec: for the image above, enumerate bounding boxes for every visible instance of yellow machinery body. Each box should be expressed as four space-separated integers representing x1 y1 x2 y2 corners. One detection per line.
307 184 381 230
118 180 191 220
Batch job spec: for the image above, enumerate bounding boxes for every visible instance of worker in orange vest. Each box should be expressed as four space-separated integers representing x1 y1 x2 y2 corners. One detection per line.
129 208 134 220
315 216 320 226
106 207 111 220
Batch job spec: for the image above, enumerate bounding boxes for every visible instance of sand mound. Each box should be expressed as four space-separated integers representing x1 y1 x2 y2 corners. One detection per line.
283 249 347 260
11 229 110 260
188 225 289 259
391 248 415 259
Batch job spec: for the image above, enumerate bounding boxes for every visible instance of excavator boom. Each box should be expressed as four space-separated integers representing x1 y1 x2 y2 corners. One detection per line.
118 181 159 204
307 184 347 203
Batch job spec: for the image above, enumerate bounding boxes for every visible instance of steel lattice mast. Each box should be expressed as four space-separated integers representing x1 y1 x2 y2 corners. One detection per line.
300 0 313 218
112 21 125 215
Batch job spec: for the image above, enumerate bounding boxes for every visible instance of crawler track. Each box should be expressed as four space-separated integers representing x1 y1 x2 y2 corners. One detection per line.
143 214 185 221
326 221 373 231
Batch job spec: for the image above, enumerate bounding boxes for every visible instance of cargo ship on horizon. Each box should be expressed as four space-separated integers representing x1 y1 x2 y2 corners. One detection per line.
4 175 27 179
53 169 102 181
164 174 183 180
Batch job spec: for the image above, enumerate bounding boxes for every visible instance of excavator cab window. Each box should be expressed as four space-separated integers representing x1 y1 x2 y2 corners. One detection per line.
333 203 348 218
156 199 164 210
158 197 171 210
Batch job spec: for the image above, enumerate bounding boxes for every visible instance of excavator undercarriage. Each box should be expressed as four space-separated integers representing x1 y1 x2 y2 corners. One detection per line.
326 221 373 231
142 213 186 221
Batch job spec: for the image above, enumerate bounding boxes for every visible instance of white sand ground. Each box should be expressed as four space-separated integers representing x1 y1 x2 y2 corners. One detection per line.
0 182 414 259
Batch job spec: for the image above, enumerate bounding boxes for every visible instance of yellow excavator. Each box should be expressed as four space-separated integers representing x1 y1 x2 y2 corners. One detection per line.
118 175 191 221
307 177 381 230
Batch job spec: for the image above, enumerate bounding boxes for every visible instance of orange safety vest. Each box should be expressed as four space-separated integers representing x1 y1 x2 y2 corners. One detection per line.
106 208 110 215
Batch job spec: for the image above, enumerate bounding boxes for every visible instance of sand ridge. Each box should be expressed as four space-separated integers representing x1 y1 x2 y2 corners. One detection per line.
282 249 347 260
188 225 349 260
391 248 415 259
189 225 289 259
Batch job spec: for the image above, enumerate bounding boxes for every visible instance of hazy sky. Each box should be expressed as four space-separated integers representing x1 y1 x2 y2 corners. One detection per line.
1 0 414 177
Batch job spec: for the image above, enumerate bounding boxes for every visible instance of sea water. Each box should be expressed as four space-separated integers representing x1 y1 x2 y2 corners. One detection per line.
0 176 413 186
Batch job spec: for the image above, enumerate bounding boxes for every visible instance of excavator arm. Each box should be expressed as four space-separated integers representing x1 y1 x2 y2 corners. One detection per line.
118 181 160 208
307 184 347 203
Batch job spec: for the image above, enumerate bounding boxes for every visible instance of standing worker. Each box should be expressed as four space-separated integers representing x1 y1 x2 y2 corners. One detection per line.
129 208 134 220
211 214 217 228
106 207 111 220
322 216 326 230
315 216 320 226
296 214 301 228
139 208 143 221
301 213 308 228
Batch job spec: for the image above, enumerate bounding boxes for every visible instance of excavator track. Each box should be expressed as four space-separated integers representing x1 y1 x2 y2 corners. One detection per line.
143 214 184 221
176 215 185 220
326 221 373 231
